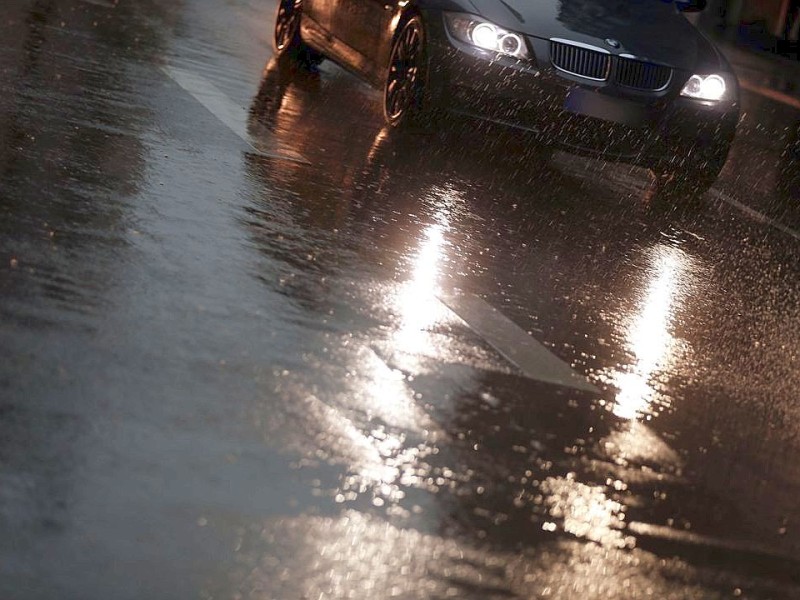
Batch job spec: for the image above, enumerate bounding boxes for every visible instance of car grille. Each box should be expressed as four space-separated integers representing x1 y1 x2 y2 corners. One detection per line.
550 41 610 81
550 40 673 92
616 59 672 91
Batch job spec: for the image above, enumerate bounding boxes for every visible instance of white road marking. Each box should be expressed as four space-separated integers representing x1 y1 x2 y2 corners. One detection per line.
709 188 800 242
629 521 800 567
439 291 599 394
161 65 310 164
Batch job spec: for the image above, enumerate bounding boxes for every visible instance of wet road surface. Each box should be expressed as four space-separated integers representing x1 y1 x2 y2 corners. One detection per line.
3 1 800 598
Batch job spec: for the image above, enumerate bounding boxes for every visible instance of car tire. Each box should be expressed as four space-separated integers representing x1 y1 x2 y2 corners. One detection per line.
651 163 721 200
273 0 324 67
649 140 731 203
383 15 431 129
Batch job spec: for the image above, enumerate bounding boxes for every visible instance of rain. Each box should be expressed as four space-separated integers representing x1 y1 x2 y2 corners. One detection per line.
2 0 800 598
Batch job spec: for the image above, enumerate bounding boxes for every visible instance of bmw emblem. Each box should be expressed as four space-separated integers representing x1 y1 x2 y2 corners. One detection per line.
605 38 621 49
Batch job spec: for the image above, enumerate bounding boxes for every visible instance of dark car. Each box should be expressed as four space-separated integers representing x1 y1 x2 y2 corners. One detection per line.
272 0 739 197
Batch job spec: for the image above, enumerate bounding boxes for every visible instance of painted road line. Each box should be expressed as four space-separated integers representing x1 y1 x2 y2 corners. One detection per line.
709 188 800 242
740 78 800 111
629 521 800 576
161 66 310 165
78 0 116 6
439 291 599 394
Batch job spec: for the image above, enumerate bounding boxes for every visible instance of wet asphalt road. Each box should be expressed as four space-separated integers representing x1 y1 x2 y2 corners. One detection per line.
3 1 800 598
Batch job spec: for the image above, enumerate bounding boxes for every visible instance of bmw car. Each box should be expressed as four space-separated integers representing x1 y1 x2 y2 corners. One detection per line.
272 0 739 197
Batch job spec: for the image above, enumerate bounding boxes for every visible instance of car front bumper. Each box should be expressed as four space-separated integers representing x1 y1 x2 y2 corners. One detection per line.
422 10 739 166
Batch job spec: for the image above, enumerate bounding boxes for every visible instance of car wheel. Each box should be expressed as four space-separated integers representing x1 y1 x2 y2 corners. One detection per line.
650 141 731 203
384 16 429 129
273 0 324 66
649 116 737 203
651 163 721 200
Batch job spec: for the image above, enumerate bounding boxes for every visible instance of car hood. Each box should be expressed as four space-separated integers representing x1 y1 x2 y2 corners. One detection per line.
465 0 722 72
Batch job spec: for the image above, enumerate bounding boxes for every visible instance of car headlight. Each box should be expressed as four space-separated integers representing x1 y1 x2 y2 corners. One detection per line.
444 13 529 59
680 73 730 102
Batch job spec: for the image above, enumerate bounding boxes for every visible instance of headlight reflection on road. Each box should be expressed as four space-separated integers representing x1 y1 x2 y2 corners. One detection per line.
541 474 635 549
333 349 437 508
394 221 448 350
321 204 462 508
391 206 459 366
613 244 694 420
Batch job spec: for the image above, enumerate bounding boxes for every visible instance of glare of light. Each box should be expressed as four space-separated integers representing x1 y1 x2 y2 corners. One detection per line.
541 475 634 549
681 74 727 101
393 219 452 356
613 245 691 420
328 210 456 501
682 75 703 97
288 352 433 503
471 23 498 50
602 420 682 468
701 75 726 100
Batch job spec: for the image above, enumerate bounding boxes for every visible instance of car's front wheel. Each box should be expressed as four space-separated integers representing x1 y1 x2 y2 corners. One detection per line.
649 135 733 202
650 160 723 200
273 0 324 66
384 16 431 129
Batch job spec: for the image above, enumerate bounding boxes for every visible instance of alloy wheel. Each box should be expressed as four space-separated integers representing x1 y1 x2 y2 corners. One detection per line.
385 19 424 123
275 0 301 53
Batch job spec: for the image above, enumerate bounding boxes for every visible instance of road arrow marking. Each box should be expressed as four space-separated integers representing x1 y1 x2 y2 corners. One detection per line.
439 291 599 394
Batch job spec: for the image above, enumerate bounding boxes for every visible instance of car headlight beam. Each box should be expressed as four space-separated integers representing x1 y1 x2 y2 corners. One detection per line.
471 22 498 50
681 73 728 102
444 13 529 59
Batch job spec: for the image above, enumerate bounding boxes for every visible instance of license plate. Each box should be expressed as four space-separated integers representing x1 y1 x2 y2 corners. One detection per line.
564 89 648 127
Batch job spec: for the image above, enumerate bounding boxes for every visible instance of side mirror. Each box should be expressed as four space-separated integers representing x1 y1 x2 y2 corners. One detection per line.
676 0 707 12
